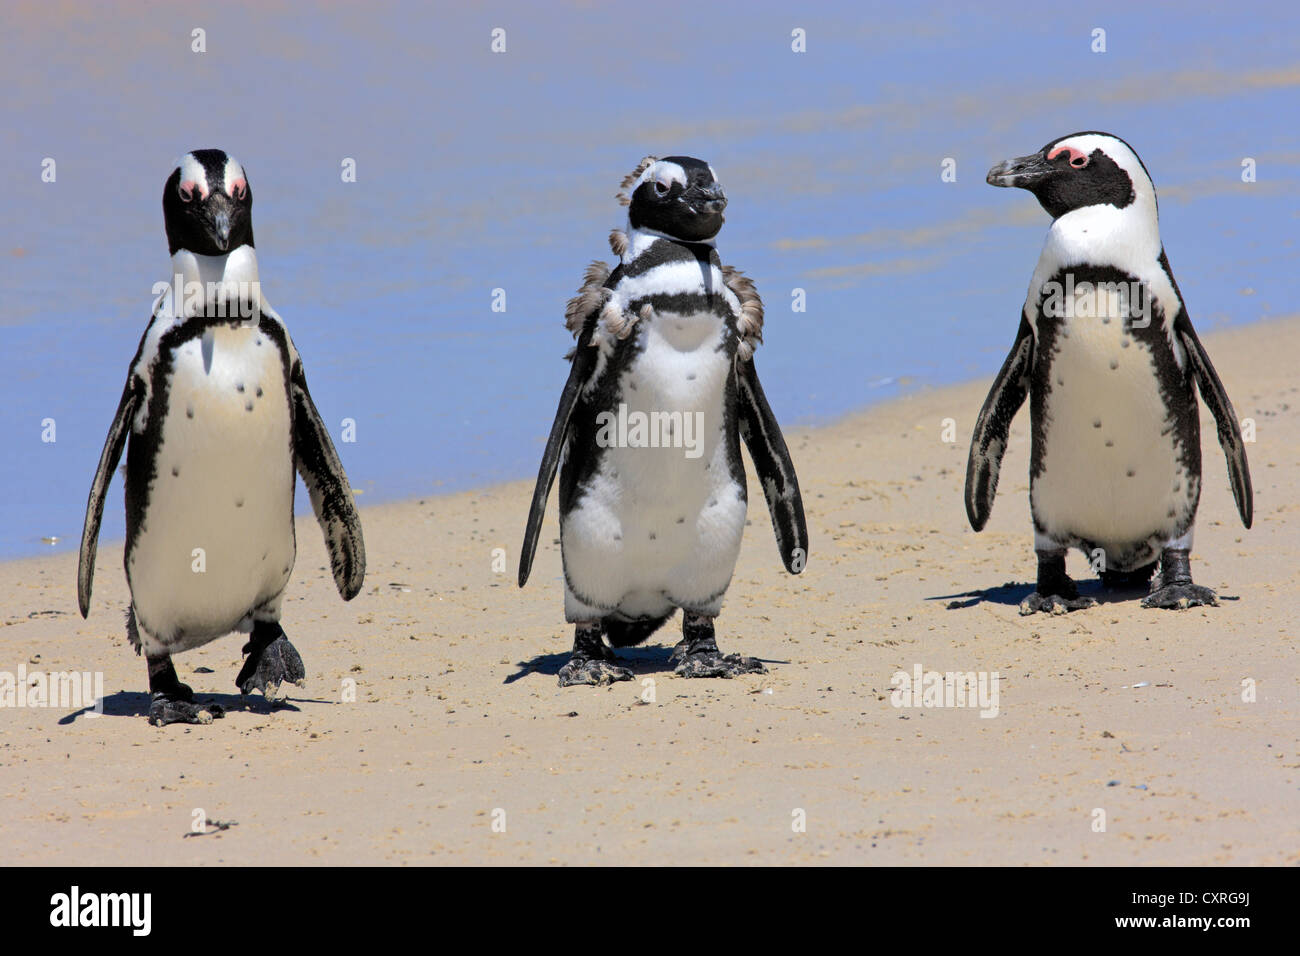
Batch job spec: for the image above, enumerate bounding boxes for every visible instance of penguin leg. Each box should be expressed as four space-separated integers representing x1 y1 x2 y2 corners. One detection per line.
1142 547 1218 609
557 620 633 687
147 653 223 726
1019 548 1097 616
236 619 306 699
672 613 766 679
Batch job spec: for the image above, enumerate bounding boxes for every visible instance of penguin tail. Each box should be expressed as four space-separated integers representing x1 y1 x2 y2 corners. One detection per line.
603 614 672 648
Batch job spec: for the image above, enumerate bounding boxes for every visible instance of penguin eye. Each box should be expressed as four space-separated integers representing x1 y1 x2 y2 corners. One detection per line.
654 180 670 196
1048 146 1090 169
230 179 247 200
178 182 194 202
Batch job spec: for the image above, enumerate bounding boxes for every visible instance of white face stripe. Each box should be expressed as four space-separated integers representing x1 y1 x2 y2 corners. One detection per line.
632 160 688 194
1052 134 1155 203
223 156 247 196
177 153 210 199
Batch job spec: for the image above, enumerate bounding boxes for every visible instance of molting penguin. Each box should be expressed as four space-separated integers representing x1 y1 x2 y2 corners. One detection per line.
965 132 1251 613
78 149 366 724
519 156 808 685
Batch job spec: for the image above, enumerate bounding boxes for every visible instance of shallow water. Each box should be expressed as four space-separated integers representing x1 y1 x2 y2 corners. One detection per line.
2 0 1296 559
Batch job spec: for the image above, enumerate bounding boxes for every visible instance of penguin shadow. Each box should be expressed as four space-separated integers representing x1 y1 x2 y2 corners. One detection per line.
929 577 1238 609
504 645 789 684
58 690 315 725
930 581 1041 609
504 646 674 684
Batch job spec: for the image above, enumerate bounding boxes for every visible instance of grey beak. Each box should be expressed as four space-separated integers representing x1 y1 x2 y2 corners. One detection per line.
689 182 728 214
213 211 231 251
987 152 1054 189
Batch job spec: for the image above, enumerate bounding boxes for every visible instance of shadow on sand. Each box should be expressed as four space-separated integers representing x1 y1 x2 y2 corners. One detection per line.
58 691 326 725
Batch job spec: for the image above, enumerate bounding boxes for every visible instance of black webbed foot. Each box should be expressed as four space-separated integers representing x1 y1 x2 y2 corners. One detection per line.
557 622 633 687
1019 548 1096 615
146 653 222 726
1018 592 1097 616
149 693 224 726
236 621 306 698
672 613 766 679
1142 548 1217 609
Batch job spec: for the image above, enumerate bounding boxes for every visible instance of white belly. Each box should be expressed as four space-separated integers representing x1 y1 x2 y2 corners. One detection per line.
562 310 746 620
1032 300 1192 563
128 325 296 649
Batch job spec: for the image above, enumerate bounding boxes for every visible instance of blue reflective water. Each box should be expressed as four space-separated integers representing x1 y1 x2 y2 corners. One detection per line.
2 0 1296 557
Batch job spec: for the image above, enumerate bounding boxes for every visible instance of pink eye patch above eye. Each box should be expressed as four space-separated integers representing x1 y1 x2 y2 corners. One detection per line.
229 178 247 199
1048 146 1089 168
178 179 208 201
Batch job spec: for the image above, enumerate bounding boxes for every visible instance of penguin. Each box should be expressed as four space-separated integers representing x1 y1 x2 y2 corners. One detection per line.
77 149 366 725
965 132 1252 614
518 156 808 685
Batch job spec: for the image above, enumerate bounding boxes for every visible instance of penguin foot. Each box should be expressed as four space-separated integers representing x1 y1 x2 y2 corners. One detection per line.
149 693 224 727
236 623 306 699
1142 583 1217 610
557 620 633 686
672 613 766 679
1141 548 1217 609
557 655 634 687
1021 549 1095 614
674 650 766 679
1018 592 1097 616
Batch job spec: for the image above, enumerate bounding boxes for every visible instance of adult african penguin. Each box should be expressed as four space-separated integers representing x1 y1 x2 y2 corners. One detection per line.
965 131 1252 613
78 148 366 725
519 156 808 685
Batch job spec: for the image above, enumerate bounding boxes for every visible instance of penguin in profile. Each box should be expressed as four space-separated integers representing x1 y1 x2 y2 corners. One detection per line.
965 132 1251 613
519 156 808 685
78 149 366 725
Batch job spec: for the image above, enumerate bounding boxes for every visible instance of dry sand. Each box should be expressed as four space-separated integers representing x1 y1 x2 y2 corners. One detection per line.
2 318 1296 865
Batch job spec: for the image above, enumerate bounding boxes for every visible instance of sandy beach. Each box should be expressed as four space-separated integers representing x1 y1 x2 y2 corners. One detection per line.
1 317 1295 866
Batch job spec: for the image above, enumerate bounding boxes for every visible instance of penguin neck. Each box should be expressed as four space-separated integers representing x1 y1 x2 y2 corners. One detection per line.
1047 195 1161 270
622 223 717 265
171 244 259 286
168 244 263 319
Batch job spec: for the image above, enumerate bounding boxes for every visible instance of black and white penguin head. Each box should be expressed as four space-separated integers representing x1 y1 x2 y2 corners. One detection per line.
163 149 254 256
987 132 1157 220
618 156 727 242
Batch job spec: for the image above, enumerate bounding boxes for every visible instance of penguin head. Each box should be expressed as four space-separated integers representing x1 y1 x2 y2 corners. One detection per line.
619 156 727 242
986 132 1156 220
163 149 254 256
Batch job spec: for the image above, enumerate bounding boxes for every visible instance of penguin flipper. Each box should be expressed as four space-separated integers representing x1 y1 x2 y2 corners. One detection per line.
518 325 598 587
290 361 366 600
1176 315 1253 528
965 316 1035 532
78 377 140 618
737 356 808 574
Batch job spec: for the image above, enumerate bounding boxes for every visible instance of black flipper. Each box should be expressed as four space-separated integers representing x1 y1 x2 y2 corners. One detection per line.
77 376 141 618
736 356 808 574
518 324 599 587
291 360 366 600
965 316 1035 532
1175 314 1252 528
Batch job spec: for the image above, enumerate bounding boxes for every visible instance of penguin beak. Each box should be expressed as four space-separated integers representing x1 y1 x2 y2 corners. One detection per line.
685 182 728 215
212 210 231 251
987 152 1054 189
